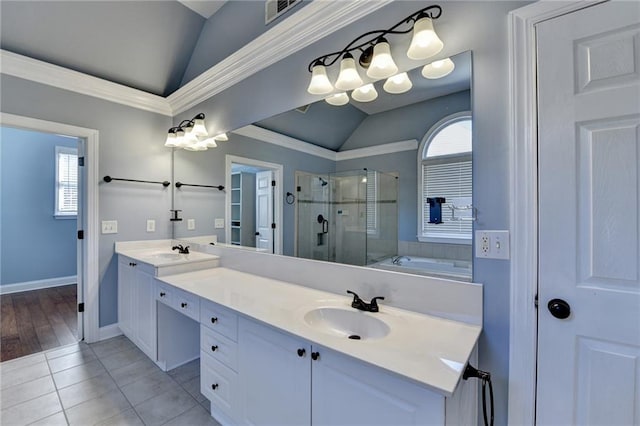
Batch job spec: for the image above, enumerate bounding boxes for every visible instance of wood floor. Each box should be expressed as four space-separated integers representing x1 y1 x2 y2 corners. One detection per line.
0 284 77 362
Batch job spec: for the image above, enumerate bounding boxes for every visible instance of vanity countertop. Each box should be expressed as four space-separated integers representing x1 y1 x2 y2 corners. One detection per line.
156 267 481 397
115 241 220 275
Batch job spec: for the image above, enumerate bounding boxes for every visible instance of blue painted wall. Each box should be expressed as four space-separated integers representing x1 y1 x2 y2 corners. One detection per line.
0 127 77 285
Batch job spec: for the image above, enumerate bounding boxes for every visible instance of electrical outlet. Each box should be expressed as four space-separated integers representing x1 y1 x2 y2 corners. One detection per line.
475 230 510 259
101 220 118 234
214 218 224 229
187 219 195 230
146 219 156 233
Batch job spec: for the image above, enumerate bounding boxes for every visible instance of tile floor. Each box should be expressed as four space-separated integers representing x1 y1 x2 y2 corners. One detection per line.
0 336 221 426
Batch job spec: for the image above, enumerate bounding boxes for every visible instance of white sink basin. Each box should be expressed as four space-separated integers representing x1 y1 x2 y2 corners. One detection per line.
149 252 184 261
304 307 390 340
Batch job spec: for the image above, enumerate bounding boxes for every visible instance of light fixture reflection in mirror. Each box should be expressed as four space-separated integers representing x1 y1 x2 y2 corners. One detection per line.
383 72 413 94
422 58 455 79
325 92 350 106
352 84 378 103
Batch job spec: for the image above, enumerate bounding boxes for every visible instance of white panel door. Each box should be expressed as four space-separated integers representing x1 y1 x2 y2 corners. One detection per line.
255 170 273 252
537 2 640 424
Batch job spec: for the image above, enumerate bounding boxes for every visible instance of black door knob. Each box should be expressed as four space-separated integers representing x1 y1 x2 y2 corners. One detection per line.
211 345 218 352
211 383 218 390
547 298 571 319
311 351 320 361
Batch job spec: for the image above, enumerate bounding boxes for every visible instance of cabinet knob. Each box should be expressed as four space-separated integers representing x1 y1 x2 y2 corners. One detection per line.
211 317 218 324
129 262 137 267
211 383 219 390
181 302 188 308
297 348 306 357
211 345 218 352
159 292 166 297
311 351 320 361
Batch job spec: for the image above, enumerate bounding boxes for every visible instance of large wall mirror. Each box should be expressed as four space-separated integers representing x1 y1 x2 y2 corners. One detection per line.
173 50 473 281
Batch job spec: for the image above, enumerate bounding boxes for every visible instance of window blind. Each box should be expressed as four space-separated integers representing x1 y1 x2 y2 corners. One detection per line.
56 147 78 215
422 160 472 237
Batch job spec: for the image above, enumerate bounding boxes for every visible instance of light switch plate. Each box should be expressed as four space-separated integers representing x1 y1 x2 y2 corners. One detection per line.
187 219 195 230
475 230 510 259
101 220 118 234
146 219 155 233
214 218 224 229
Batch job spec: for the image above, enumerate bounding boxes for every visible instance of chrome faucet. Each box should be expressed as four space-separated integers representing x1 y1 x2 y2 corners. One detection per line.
392 255 410 265
172 244 190 254
347 290 385 313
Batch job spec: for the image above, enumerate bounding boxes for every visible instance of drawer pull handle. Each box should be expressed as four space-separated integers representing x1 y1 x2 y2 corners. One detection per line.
211 383 219 390
129 262 137 267
159 292 166 297
297 348 306 357
211 345 218 352
181 302 188 308
211 317 218 324
311 352 320 361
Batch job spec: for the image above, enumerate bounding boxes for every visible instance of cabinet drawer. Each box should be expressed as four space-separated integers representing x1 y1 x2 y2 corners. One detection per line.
201 351 237 420
201 300 238 341
173 288 200 321
201 325 238 371
155 282 173 306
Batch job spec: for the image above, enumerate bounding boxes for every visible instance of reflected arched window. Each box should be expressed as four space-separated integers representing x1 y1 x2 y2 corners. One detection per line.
418 112 472 243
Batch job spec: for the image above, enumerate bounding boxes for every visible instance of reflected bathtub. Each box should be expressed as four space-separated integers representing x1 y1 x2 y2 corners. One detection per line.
370 257 472 282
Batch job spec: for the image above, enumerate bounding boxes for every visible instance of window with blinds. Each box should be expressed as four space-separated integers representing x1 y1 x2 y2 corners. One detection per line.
419 115 472 242
55 146 78 217
366 170 377 235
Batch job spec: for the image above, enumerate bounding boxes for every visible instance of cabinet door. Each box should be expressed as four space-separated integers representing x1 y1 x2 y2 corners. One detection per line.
117 257 135 339
311 347 445 425
238 318 311 425
135 272 156 360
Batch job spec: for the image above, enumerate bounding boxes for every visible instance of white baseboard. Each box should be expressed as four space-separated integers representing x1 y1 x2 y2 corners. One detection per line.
0 275 77 295
98 323 122 341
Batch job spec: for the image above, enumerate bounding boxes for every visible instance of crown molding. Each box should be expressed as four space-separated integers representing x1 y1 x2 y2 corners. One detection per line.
233 125 418 162
0 2 391 118
233 125 337 161
335 139 418 161
0 50 172 116
166 0 393 115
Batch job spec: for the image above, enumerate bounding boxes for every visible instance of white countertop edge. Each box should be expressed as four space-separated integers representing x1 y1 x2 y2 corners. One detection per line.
156 267 482 397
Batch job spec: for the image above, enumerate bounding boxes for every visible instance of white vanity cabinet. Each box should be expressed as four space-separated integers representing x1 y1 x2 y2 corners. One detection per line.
117 256 157 361
236 317 448 426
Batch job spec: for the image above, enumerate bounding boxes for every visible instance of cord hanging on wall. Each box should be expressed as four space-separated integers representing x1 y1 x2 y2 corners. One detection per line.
103 176 170 187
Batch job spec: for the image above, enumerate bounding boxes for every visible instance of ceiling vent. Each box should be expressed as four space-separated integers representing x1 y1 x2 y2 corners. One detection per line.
265 0 300 25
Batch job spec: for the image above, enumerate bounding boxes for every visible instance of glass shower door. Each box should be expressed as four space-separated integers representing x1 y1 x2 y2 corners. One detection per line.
295 172 329 261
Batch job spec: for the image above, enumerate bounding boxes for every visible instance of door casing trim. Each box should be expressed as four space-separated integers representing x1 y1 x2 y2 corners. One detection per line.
507 1 608 424
0 112 100 343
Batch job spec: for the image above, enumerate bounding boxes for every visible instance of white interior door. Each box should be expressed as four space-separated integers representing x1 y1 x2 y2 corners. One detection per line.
255 170 274 252
536 2 640 424
76 137 85 341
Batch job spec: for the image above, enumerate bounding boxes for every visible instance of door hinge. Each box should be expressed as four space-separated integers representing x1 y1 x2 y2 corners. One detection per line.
271 223 276 229
78 156 85 167
296 186 301 192
271 180 276 187
77 230 84 240
78 303 85 313
534 293 539 309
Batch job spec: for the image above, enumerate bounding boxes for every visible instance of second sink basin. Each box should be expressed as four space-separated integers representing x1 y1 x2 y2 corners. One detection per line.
304 307 390 340
149 252 184 261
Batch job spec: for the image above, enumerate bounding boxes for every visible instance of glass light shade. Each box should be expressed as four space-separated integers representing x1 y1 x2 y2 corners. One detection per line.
183 128 198 144
307 64 334 95
164 132 178 147
351 84 378 103
203 137 218 148
406 17 444 60
421 57 455 79
214 133 228 142
383 72 412 94
334 54 363 91
191 119 208 137
325 92 349 106
184 142 207 151
175 129 189 147
366 40 398 79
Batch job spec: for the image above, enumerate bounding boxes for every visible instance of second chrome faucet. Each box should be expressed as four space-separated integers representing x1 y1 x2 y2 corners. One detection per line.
347 290 385 313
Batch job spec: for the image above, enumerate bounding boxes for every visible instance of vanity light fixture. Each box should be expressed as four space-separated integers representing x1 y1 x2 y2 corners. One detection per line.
421 57 455 79
214 133 229 142
165 113 214 150
306 5 443 101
